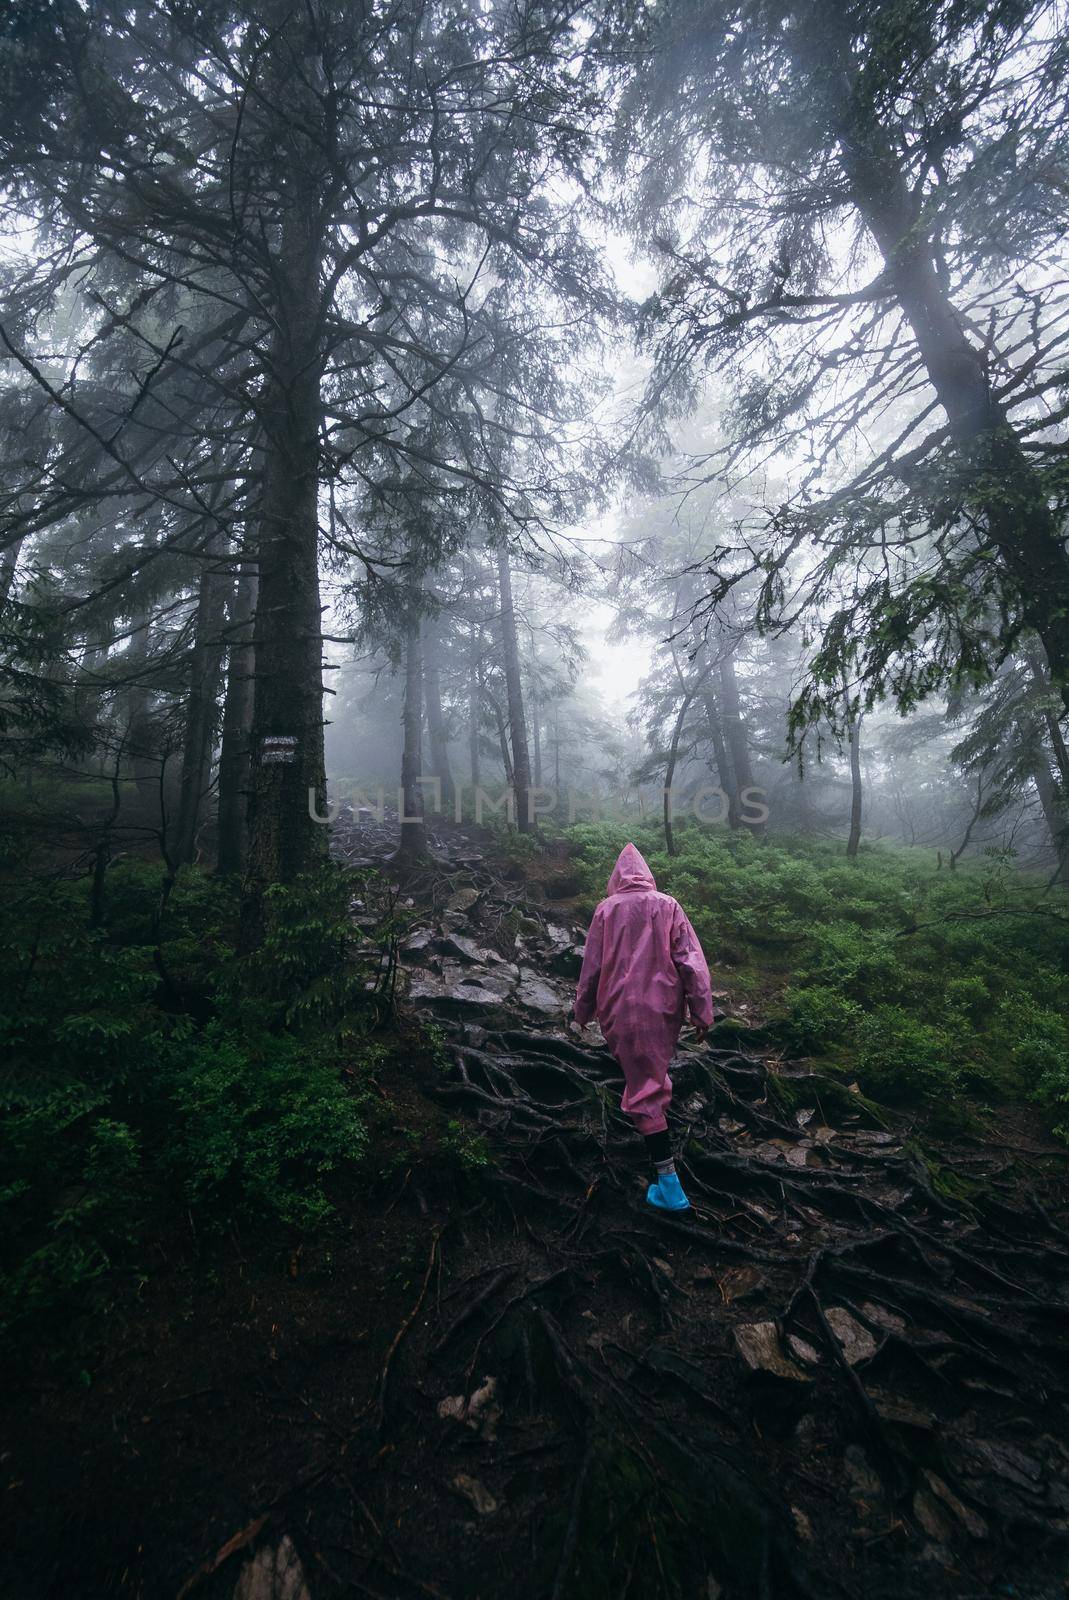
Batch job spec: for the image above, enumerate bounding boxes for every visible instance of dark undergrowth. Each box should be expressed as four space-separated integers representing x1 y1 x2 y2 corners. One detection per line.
3 816 1069 1599
0 844 431 1372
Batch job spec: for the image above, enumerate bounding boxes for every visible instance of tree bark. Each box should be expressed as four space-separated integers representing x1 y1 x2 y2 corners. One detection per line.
846 715 863 859
495 548 533 830
702 689 737 826
532 689 542 789
468 623 481 792
663 691 693 855
0 532 25 607
949 772 984 871
76 620 112 768
810 15 1069 715
124 603 159 804
175 537 229 866
718 647 761 834
216 561 258 875
423 619 455 820
396 602 429 861
487 690 514 790
241 185 328 929
1032 754 1069 885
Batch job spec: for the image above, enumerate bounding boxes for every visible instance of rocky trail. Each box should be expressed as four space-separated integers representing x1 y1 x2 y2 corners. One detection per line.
307 816 1069 1600
9 819 1069 1600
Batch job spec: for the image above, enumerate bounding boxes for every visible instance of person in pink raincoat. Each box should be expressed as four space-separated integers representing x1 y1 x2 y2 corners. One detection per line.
573 842 714 1212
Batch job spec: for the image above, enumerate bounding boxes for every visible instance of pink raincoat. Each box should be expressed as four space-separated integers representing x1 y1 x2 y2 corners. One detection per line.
574 844 714 1134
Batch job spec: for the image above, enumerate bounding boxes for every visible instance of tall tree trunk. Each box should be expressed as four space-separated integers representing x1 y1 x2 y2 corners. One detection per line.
1024 643 1069 792
495 548 533 831
846 714 863 859
811 17 1069 714
488 691 514 789
532 692 542 789
241 184 327 930
124 603 159 804
423 620 455 820
664 691 694 856
702 690 737 826
216 562 258 875
0 532 25 607
468 624 481 792
718 647 760 833
76 620 112 769
949 771 985 871
1032 755 1069 885
175 537 229 865
396 603 428 861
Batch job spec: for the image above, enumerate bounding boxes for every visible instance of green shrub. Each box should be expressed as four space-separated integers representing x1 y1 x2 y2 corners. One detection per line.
796 921 907 1006
0 1082 143 1346
775 985 861 1054
222 865 374 1032
161 1024 368 1227
855 1007 958 1104
0 863 378 1358
440 1118 490 1173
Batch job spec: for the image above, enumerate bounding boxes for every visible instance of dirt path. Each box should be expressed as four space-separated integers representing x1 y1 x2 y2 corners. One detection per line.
320 820 1069 1600
5 822 1069 1600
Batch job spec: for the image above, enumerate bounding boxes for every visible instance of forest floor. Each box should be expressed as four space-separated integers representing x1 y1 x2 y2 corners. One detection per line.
5 819 1069 1600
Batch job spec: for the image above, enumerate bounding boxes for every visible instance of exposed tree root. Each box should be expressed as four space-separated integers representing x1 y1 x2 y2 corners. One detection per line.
311 818 1069 1598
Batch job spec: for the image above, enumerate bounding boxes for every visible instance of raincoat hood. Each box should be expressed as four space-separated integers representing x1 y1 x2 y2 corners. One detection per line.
606 843 657 896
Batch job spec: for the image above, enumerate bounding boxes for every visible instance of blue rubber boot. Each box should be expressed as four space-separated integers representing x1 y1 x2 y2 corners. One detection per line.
646 1171 691 1211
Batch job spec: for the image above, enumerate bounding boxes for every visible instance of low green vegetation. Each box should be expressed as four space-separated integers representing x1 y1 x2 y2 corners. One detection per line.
0 856 393 1361
565 821 1069 1132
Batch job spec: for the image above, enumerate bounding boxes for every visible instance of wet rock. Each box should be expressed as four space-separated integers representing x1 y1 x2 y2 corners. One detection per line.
913 1484 955 1543
232 1536 310 1600
945 1435 1047 1505
869 1392 935 1434
784 1142 822 1168
450 1474 498 1515
444 982 513 1012
409 965 515 1015
440 932 502 965
717 1265 763 1303
791 1506 813 1542
515 971 565 1014
446 887 481 913
733 1322 810 1382
861 1301 906 1335
843 1445 883 1500
437 1375 501 1440
787 1334 821 1367
547 942 584 978
825 1306 877 1365
921 1470 988 1539
406 972 450 1003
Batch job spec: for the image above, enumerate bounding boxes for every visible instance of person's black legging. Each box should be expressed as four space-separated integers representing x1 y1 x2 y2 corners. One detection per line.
644 1128 672 1166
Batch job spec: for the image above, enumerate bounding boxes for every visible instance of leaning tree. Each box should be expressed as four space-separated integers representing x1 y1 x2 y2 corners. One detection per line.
615 0 1069 739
